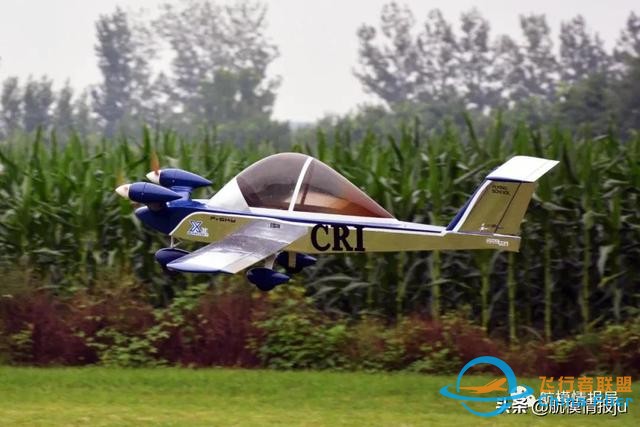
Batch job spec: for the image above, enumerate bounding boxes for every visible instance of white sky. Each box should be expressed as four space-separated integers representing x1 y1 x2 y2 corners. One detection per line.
0 0 637 122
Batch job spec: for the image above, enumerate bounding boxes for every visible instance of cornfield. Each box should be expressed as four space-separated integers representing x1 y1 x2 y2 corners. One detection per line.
0 119 639 342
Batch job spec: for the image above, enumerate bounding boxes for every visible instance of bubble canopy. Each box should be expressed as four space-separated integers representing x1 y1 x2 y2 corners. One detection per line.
235 153 393 218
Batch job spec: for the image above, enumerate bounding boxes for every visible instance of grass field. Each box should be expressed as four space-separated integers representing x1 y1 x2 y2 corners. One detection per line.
0 367 637 426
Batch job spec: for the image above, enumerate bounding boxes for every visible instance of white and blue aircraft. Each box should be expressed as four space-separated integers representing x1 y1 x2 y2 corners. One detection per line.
116 153 558 291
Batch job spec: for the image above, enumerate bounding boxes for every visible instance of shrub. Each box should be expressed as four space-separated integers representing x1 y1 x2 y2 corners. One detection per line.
156 280 261 367
341 317 405 371
584 319 640 377
0 292 91 365
249 285 349 370
399 311 502 374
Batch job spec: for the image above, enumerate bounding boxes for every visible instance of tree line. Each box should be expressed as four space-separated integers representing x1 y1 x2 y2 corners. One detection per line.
0 0 287 143
0 1 639 141
355 4 640 133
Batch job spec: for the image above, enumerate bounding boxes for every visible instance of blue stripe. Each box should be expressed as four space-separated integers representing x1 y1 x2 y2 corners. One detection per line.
447 181 486 231
196 206 442 234
136 200 442 235
141 199 441 235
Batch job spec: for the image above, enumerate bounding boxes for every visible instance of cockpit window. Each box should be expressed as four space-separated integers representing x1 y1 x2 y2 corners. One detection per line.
235 153 393 218
293 159 393 218
236 153 306 210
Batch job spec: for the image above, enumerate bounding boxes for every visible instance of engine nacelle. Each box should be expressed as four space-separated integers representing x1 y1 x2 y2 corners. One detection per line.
146 168 211 189
116 182 182 204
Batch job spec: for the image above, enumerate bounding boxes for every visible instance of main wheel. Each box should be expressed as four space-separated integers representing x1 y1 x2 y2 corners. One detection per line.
255 282 276 292
246 267 290 292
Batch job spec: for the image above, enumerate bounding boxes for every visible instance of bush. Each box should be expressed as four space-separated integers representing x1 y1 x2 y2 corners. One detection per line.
0 292 93 365
249 285 349 370
340 317 405 371
0 280 638 376
594 319 640 376
397 311 503 374
156 280 262 367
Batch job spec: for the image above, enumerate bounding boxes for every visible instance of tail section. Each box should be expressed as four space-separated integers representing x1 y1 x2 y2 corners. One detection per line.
447 156 558 236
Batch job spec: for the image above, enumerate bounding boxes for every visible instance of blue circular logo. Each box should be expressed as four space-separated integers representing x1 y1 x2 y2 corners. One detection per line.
439 356 534 417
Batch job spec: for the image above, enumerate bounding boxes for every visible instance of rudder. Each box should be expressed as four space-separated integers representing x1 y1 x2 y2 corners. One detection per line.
447 156 558 236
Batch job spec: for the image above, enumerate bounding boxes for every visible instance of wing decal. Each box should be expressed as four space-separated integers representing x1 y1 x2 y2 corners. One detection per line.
166 220 307 274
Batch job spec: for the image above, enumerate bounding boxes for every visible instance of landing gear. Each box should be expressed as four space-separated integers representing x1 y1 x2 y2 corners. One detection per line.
155 247 189 276
275 252 317 274
246 267 290 292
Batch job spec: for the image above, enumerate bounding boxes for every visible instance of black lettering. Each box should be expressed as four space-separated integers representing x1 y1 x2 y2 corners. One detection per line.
491 184 510 196
332 224 353 251
311 224 331 251
354 225 365 252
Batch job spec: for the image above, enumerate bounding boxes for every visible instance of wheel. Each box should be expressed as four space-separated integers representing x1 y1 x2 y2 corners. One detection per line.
246 267 290 291
255 282 276 292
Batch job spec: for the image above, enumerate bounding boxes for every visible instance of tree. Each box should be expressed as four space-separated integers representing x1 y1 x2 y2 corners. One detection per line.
518 14 558 102
92 7 152 136
54 82 74 137
0 77 22 136
415 9 459 103
559 15 609 86
615 12 640 62
607 12 640 132
556 73 613 133
456 9 497 111
22 76 53 132
155 0 279 128
355 2 420 105
493 35 526 106
73 90 94 137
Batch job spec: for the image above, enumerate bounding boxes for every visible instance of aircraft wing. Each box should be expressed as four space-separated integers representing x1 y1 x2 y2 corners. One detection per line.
166 220 307 274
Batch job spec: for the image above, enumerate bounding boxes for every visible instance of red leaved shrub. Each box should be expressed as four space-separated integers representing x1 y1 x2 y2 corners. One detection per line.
157 286 264 367
0 292 89 364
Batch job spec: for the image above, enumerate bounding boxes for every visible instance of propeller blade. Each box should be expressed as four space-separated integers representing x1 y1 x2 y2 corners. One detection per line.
150 150 161 181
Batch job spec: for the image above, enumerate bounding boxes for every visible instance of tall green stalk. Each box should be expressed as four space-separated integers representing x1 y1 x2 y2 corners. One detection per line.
507 253 517 344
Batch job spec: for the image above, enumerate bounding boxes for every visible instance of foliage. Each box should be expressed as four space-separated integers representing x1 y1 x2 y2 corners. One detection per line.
356 4 640 132
249 285 349 370
0 283 639 376
0 115 639 339
92 7 152 137
85 327 165 367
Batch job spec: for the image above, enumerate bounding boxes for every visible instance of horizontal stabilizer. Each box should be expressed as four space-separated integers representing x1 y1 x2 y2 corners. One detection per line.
486 156 559 182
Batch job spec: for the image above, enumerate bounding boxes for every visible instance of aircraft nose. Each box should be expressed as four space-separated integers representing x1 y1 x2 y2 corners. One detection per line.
115 184 130 199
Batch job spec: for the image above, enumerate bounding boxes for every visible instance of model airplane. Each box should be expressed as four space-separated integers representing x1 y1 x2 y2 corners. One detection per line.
115 153 558 291
459 378 507 394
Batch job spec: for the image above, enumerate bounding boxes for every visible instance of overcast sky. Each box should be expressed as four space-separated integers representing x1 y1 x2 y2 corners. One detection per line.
0 0 637 122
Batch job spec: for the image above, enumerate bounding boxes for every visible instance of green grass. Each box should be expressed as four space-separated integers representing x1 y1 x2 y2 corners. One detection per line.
0 367 637 426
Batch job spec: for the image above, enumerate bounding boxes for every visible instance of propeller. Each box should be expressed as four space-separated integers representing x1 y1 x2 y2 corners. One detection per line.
115 182 182 203
148 150 161 184
115 149 211 205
